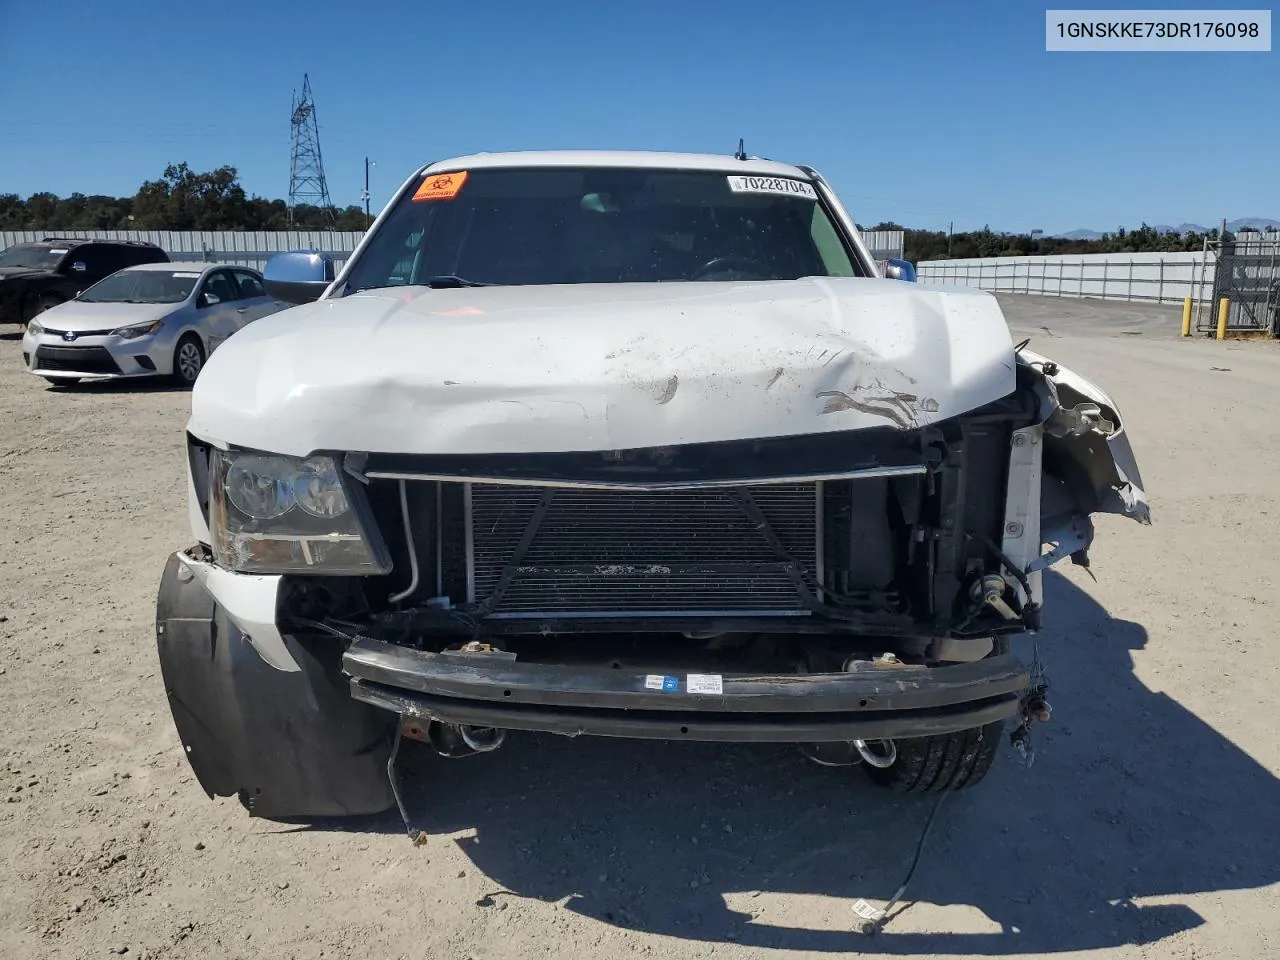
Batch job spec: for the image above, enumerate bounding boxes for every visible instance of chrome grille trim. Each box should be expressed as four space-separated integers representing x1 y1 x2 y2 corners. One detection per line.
364 464 924 492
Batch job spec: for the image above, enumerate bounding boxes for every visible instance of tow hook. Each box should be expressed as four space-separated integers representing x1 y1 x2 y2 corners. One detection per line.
854 739 898 769
457 724 506 754
386 717 510 845
400 718 507 759
799 738 899 769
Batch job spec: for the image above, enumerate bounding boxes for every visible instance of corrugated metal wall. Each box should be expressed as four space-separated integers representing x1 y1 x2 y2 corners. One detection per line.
0 230 365 253
1 229 903 271
917 250 1219 304
860 230 904 260
0 230 365 271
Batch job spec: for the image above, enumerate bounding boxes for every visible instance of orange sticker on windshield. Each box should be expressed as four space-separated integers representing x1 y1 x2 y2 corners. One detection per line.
413 171 468 201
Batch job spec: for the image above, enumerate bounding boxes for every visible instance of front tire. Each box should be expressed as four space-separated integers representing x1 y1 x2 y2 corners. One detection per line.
862 721 1004 793
172 333 205 386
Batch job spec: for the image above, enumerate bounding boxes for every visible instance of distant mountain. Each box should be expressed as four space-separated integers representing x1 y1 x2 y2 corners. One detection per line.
1053 218 1279 239
1227 217 1280 232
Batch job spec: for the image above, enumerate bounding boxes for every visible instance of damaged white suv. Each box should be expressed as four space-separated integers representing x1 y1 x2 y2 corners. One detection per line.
155 151 1149 820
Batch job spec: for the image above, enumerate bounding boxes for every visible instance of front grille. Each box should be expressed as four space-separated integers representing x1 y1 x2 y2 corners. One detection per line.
41 327 116 338
468 483 819 618
34 346 119 374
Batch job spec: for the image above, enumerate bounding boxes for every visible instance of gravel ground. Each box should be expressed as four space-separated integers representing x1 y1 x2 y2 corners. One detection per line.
1 295 1278 960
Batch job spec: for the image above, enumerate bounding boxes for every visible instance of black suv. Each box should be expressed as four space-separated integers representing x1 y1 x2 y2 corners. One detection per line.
0 237 170 326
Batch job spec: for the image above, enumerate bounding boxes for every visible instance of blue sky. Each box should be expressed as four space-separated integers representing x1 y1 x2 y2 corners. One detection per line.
0 0 1274 233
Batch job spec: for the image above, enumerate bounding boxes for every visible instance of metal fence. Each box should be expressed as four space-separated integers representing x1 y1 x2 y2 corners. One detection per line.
0 230 365 272
1 228 905 272
1204 236 1280 334
917 251 1214 305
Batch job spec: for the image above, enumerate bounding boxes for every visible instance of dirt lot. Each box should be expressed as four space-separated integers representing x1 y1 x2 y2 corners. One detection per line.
2 295 1278 960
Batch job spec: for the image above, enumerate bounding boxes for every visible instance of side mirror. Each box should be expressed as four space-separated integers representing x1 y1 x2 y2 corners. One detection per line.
71 261 86 273
199 292 221 307
883 258 917 282
263 251 336 305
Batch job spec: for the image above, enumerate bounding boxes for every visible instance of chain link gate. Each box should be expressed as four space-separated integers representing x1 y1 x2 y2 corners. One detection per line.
1197 235 1280 336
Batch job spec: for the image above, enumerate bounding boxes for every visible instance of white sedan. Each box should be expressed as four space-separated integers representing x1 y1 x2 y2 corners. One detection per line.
21 262 286 386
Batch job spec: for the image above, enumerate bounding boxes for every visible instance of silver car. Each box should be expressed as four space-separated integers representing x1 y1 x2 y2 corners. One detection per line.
21 262 285 386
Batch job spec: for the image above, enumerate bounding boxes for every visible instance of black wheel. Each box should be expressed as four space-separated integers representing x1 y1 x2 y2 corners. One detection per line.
862 721 1004 793
23 293 64 327
43 377 81 387
172 333 205 386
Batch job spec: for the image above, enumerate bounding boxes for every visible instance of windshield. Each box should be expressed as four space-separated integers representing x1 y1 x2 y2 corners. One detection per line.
0 244 67 271
342 167 863 291
79 269 200 304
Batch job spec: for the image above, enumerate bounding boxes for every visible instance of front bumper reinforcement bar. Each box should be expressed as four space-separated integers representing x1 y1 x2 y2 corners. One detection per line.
342 639 1029 743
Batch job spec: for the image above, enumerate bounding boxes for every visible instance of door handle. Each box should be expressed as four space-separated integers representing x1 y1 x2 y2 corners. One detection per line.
236 307 248 313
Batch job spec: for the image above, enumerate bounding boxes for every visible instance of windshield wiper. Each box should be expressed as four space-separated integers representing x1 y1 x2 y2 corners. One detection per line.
344 276 492 296
424 275 490 288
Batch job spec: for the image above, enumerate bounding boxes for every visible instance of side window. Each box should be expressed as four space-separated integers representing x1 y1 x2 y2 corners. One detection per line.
200 270 239 304
120 245 164 268
101 247 132 277
233 270 266 299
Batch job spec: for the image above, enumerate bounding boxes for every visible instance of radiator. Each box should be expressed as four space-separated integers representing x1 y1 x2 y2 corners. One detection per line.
466 483 821 618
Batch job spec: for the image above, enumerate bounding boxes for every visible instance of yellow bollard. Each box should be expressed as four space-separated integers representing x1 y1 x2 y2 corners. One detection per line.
1181 297 1192 337
1216 298 1230 340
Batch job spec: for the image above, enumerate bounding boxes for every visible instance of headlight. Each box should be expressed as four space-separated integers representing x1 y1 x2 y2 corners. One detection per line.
295 456 351 518
113 319 164 339
225 454 297 519
209 448 388 575
27 320 44 336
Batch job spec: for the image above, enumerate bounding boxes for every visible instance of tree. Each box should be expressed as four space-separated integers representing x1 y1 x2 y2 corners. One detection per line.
0 194 24 229
131 163 253 230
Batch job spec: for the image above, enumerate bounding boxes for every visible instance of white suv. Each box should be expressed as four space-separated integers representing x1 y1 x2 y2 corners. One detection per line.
154 151 1148 821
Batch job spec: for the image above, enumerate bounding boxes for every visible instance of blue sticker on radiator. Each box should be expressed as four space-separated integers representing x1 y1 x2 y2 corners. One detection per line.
663 675 679 692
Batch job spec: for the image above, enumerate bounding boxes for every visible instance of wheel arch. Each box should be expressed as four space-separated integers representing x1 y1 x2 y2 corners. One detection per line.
170 327 208 378
155 552 397 819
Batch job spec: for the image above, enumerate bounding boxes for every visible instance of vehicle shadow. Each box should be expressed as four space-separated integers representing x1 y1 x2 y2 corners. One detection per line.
319 569 1279 953
45 378 191 395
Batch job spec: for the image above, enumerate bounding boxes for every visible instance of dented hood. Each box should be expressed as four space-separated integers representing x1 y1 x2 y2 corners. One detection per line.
188 278 1017 456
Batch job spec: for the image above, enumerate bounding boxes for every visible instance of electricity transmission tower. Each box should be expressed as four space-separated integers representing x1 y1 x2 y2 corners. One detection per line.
287 74 335 226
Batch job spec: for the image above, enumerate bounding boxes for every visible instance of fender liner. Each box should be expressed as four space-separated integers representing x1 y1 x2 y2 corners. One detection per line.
154 552 396 819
